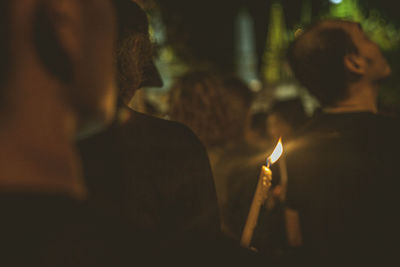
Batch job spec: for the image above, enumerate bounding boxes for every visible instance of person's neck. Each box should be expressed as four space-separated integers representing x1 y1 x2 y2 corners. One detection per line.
0 70 86 200
323 82 378 114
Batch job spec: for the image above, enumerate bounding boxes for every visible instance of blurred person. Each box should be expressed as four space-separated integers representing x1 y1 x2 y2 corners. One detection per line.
267 98 308 200
267 98 308 142
169 71 253 151
252 98 308 254
78 2 238 265
0 0 143 266
284 19 400 266
169 72 268 242
248 110 270 147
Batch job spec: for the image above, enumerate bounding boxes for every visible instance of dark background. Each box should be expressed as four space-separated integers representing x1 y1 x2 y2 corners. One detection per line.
142 0 400 112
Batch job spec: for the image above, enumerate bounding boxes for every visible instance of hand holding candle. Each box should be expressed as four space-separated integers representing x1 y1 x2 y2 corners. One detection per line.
240 138 283 248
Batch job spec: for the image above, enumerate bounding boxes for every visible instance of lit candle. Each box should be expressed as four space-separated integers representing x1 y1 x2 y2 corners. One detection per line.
240 138 283 248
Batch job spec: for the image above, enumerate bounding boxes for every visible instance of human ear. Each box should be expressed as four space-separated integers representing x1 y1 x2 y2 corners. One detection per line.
48 0 84 59
33 0 84 83
344 54 367 75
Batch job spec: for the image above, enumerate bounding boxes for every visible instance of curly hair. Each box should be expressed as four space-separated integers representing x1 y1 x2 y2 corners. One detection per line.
169 71 253 147
116 32 153 101
113 0 162 104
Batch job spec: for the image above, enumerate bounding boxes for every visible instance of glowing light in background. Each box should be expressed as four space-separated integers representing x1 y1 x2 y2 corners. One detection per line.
263 2 287 84
328 0 400 50
301 0 312 24
330 0 362 21
330 0 343 4
235 8 261 92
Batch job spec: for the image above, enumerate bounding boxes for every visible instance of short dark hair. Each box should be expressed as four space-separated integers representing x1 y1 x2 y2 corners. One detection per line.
288 20 359 106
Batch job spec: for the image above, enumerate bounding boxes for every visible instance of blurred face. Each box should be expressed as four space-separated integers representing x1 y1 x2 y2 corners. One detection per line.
72 0 117 136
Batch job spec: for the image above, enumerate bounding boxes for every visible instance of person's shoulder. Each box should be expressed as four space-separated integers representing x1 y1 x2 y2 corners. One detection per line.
130 111 193 134
127 110 206 149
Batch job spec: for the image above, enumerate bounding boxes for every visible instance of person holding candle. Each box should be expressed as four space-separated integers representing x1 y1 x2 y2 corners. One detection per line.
267 98 308 201
168 71 280 264
284 19 400 266
168 71 263 240
251 98 309 254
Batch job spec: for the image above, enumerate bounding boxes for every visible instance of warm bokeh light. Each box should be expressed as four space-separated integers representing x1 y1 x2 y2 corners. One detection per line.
269 138 283 165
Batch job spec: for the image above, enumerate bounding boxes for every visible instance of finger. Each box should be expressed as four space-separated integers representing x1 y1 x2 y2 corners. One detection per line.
260 165 272 181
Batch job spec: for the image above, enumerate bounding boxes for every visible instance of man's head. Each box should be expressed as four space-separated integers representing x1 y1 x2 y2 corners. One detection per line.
288 19 391 107
113 0 162 104
1 0 117 135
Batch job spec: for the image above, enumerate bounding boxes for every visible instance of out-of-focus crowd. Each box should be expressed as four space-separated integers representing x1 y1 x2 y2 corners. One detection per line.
0 1 399 266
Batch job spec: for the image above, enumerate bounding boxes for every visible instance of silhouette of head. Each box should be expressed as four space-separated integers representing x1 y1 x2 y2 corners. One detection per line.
288 20 390 107
114 0 162 104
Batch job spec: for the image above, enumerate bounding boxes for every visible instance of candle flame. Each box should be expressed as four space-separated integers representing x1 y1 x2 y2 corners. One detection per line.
268 138 283 165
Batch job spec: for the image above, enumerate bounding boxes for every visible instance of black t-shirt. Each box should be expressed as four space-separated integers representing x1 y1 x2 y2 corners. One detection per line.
78 110 266 266
78 109 220 246
0 193 265 267
285 112 400 265
0 193 148 267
